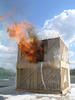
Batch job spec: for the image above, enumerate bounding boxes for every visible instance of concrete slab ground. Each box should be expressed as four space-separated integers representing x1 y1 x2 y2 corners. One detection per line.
0 84 75 100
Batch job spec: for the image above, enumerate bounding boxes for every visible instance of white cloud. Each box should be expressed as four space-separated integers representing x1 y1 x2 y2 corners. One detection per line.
70 60 75 64
0 53 16 58
39 30 59 39
70 42 75 47
0 43 9 51
38 9 75 69
0 62 16 71
69 51 75 58
0 30 17 70
0 43 17 53
0 43 17 71
39 9 75 47
70 60 75 69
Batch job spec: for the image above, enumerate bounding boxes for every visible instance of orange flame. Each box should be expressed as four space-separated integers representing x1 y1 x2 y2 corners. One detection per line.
7 22 43 63
0 13 9 21
0 8 16 21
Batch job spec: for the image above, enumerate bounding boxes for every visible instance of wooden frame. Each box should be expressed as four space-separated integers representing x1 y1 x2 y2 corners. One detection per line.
16 37 70 94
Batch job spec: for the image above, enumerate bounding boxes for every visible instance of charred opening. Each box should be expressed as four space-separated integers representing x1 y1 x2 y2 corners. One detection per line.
19 39 48 63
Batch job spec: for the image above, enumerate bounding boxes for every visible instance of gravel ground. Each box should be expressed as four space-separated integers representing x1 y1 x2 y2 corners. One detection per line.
0 84 75 100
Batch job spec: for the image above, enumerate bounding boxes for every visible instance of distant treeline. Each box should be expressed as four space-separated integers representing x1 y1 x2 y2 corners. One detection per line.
0 67 75 79
0 68 16 79
70 69 75 75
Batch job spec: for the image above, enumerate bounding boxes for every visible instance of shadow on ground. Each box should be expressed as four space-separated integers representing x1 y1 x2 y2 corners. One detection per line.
0 86 33 95
0 96 7 100
0 86 71 100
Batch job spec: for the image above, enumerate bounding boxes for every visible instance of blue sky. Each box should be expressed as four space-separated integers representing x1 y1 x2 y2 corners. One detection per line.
1 0 75 26
0 0 75 70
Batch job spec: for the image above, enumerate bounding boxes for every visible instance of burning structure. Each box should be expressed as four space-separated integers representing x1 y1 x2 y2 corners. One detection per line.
7 22 70 94
16 37 70 94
